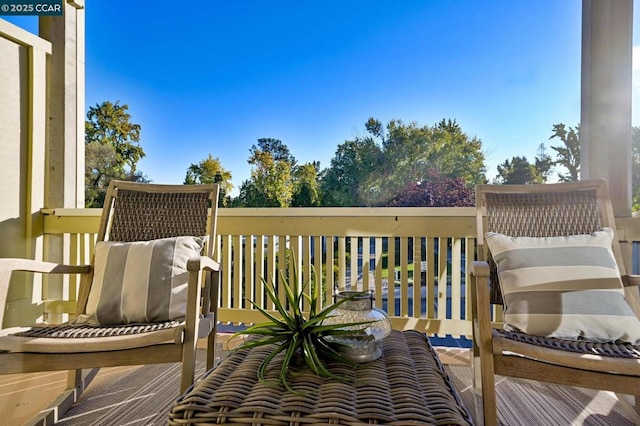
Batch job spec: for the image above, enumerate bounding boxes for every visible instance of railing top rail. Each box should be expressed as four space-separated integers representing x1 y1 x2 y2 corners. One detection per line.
43 207 476 217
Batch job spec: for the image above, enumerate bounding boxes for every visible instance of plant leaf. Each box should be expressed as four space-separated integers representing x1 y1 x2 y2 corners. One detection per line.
245 299 288 327
234 335 291 351
256 341 290 383
261 276 296 329
279 332 301 392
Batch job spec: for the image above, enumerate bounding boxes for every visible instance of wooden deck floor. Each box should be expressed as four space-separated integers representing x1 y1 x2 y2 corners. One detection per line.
0 334 471 425
3 337 638 426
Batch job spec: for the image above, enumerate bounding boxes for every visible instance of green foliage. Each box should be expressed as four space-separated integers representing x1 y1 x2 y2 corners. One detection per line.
320 138 382 207
291 162 321 207
534 143 554 182
231 269 370 392
238 138 295 207
549 123 580 182
494 123 578 185
85 101 144 171
494 156 538 184
494 147 551 185
85 101 148 207
320 117 485 206
184 154 233 206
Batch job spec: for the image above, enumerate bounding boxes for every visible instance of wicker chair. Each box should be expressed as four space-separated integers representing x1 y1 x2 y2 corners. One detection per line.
0 181 220 418
470 179 640 426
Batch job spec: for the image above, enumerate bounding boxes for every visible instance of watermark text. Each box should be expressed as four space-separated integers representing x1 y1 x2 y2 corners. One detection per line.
0 1 63 16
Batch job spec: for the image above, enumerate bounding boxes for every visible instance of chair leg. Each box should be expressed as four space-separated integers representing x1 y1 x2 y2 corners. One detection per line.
478 350 499 426
612 393 640 424
472 344 482 390
206 319 218 370
206 269 221 371
67 368 81 390
180 343 197 394
481 369 498 426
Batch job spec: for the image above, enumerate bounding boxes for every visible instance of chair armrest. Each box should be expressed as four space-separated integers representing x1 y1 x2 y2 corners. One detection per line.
0 258 92 326
469 260 490 278
186 255 220 272
0 258 91 275
622 274 640 287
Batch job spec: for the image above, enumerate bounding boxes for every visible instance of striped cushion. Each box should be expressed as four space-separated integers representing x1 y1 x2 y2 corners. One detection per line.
75 236 206 326
486 227 640 344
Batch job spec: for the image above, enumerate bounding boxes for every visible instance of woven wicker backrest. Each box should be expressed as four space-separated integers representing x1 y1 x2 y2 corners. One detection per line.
477 181 607 305
108 189 210 242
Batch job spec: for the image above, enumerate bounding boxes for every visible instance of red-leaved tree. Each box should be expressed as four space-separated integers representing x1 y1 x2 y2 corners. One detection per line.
385 169 475 207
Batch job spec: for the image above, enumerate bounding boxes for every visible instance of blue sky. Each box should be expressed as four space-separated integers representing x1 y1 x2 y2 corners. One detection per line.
6 1 640 194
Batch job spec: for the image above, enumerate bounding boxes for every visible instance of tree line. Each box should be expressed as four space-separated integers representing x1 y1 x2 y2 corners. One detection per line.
84 100 640 209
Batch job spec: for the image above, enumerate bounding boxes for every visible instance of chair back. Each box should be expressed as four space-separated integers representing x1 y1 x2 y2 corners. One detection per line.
102 183 217 247
475 179 624 305
77 180 220 314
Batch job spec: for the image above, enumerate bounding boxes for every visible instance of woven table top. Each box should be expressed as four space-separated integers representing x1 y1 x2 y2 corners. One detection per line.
169 330 474 425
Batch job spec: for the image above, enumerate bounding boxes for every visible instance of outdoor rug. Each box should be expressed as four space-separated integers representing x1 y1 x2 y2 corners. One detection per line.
55 349 639 426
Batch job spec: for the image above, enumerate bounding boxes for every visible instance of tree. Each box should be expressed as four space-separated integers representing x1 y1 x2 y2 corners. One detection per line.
321 117 485 206
385 168 475 207
494 156 537 184
320 138 382 206
86 101 144 172
184 154 233 206
549 123 580 182
534 143 553 183
237 138 295 207
251 137 296 165
85 101 148 207
291 162 321 207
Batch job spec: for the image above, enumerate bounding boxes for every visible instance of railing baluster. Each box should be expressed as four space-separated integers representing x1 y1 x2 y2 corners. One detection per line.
387 237 396 316
451 237 462 330
325 236 335 303
412 236 421 318
426 237 436 319
255 235 265 307
243 235 254 310
374 238 383 308
350 236 358 291
337 237 346 291
362 236 371 293
399 236 408 316
437 237 448 320
266 236 276 309
221 235 233 311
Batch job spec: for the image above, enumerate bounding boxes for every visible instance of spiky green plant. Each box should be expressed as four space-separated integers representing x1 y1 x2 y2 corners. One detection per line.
231 269 370 392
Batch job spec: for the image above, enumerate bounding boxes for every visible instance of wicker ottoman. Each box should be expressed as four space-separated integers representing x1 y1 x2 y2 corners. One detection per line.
169 330 474 425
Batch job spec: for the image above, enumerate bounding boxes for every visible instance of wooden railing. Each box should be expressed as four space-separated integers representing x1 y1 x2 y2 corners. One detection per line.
42 207 477 338
40 207 640 337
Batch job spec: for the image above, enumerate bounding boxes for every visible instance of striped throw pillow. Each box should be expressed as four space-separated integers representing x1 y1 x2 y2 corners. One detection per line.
75 236 206 326
486 227 640 344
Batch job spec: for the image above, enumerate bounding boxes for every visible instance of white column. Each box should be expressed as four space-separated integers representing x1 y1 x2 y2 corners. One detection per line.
581 0 633 217
38 0 85 317
39 0 85 210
